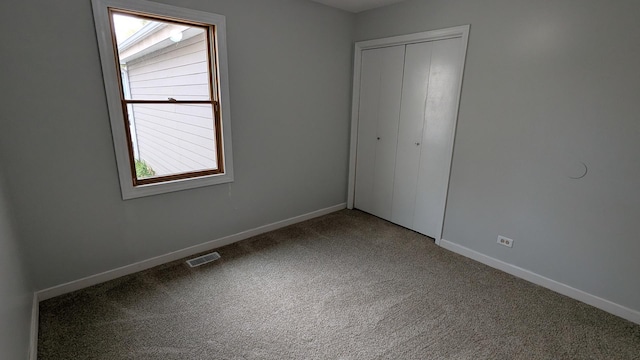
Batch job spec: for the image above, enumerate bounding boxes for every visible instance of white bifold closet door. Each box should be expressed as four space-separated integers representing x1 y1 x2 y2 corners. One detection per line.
354 37 463 239
354 45 405 220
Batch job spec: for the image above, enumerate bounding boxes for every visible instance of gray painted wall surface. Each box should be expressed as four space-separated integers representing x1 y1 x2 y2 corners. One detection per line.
0 0 354 290
0 171 32 359
356 0 640 312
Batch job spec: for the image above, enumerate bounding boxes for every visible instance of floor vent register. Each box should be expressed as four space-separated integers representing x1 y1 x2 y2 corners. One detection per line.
186 252 221 268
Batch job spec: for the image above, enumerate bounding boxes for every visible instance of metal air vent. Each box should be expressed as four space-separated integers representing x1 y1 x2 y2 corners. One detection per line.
186 252 221 267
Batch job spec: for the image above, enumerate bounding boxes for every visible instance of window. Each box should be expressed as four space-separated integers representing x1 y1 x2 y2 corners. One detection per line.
92 0 233 199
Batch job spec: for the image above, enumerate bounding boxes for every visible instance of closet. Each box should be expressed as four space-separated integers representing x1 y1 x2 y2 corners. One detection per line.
349 27 468 241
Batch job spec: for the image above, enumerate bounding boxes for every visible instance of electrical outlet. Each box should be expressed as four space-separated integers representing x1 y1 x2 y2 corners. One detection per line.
497 235 514 248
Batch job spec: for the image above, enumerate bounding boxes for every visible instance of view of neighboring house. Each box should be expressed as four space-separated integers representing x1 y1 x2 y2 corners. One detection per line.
116 16 218 178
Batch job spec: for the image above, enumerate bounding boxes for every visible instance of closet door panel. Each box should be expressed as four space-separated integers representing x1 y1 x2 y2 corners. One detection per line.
354 46 405 220
391 42 434 229
414 38 463 238
353 49 380 216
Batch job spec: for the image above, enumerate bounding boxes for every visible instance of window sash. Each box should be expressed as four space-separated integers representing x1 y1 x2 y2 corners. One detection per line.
107 8 224 186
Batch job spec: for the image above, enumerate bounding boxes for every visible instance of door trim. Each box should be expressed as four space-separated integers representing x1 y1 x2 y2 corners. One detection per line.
348 25 470 245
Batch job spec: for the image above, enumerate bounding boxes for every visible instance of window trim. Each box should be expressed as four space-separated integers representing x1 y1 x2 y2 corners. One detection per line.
92 0 234 200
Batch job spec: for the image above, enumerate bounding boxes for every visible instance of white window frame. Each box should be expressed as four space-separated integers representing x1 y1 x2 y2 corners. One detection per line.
92 0 234 200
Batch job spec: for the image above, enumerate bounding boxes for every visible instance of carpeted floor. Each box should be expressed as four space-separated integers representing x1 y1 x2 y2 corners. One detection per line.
38 210 640 359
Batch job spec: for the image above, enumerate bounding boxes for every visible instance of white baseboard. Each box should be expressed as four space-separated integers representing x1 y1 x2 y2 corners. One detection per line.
37 203 346 301
29 292 38 360
439 239 640 325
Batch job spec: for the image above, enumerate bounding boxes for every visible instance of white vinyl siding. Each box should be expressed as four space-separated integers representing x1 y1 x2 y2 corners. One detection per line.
126 33 217 176
127 34 210 101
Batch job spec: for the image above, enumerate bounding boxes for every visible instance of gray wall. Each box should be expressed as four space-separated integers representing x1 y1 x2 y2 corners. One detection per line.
0 0 354 290
0 170 33 359
356 0 640 312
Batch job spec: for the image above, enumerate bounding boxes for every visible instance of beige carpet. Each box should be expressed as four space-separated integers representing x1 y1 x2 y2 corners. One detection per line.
38 210 640 359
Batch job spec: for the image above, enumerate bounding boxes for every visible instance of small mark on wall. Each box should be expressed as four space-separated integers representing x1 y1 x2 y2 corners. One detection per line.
568 161 588 180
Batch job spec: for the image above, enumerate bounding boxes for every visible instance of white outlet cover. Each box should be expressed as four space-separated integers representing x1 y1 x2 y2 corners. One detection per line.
497 236 514 248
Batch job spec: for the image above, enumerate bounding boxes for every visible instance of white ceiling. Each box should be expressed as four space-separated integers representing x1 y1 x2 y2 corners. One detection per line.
310 0 407 13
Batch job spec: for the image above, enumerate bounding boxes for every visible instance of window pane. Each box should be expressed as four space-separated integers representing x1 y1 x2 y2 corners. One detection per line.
129 103 218 179
112 13 211 101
